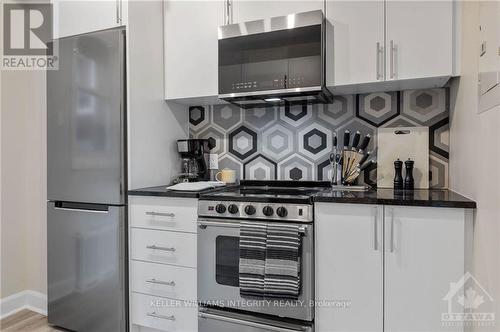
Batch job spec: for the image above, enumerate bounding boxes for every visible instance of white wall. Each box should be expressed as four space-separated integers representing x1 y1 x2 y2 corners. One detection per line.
449 2 500 331
0 70 47 299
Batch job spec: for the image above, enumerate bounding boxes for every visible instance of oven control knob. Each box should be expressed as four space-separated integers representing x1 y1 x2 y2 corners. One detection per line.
228 204 239 214
263 206 274 216
215 204 226 214
276 207 288 217
244 205 256 215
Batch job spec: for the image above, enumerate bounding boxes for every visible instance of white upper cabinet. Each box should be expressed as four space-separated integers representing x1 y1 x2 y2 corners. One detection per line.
384 206 465 332
315 203 383 332
326 0 385 86
385 0 454 81
53 0 127 39
164 1 224 100
231 0 324 24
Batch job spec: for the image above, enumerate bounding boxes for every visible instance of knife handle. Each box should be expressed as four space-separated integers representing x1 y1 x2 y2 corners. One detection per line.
358 134 371 152
351 131 361 149
343 130 351 148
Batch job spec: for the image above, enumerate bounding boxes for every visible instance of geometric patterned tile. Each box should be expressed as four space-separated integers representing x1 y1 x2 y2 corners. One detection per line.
279 103 314 127
318 95 355 126
213 104 242 131
189 106 209 133
261 124 294 160
244 154 277 180
430 151 449 189
380 114 420 128
298 123 332 161
277 155 315 181
228 126 257 160
218 154 243 181
244 107 277 131
429 118 449 159
356 91 399 127
196 126 226 155
317 158 333 181
402 88 447 125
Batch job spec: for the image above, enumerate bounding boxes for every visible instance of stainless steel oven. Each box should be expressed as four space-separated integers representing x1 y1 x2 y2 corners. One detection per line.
197 217 314 321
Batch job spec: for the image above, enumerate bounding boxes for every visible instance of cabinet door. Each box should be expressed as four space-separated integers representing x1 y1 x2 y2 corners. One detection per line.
231 0 324 24
315 203 383 332
384 206 465 332
164 0 224 100
326 0 385 86
385 0 453 81
53 0 124 39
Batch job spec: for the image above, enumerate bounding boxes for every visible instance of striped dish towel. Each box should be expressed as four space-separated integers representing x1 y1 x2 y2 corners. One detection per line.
239 221 267 298
264 223 301 300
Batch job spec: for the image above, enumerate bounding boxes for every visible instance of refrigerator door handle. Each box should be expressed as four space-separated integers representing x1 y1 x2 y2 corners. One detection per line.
53 207 109 214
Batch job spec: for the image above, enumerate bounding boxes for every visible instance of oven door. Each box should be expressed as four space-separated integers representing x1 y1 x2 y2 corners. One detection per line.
197 218 314 321
199 307 313 332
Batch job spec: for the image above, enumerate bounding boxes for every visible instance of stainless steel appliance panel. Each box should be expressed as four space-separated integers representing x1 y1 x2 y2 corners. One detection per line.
47 202 126 332
199 307 313 332
47 29 126 205
197 218 314 321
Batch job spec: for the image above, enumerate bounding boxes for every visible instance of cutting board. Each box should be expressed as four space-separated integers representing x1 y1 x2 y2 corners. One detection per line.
377 127 429 189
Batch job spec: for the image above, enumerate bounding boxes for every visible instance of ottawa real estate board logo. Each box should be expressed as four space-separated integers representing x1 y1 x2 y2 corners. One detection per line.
1 2 58 70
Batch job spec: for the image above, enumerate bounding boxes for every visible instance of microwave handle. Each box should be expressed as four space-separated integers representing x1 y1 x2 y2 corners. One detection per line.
198 311 308 332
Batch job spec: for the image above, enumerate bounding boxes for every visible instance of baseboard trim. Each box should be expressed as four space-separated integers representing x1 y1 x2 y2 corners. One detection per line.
0 290 47 319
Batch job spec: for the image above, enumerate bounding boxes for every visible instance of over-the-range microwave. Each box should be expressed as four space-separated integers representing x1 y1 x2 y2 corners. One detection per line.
218 10 333 109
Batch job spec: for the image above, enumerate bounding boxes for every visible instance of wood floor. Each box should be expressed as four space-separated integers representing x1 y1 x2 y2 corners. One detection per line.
0 310 64 332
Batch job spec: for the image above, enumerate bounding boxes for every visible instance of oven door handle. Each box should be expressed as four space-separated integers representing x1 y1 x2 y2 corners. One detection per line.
198 312 308 332
198 220 308 235
198 220 239 229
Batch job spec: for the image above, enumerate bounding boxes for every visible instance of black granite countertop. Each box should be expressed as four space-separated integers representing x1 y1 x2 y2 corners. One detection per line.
313 188 476 209
128 185 230 198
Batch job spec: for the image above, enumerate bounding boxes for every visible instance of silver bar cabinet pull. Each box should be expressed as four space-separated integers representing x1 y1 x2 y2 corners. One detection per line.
146 211 175 217
146 245 176 252
390 208 395 253
116 0 120 24
146 279 176 287
390 40 396 79
373 207 378 251
376 42 382 80
147 312 175 321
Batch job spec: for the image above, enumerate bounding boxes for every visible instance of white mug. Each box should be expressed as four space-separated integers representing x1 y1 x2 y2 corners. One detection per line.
216 168 236 184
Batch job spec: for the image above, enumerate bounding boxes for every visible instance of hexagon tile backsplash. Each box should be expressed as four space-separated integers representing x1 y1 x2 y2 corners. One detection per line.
189 88 450 188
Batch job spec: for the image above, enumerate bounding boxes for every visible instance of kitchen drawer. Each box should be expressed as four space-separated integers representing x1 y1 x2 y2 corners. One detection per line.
129 196 197 233
131 228 196 268
130 260 196 301
131 292 197 332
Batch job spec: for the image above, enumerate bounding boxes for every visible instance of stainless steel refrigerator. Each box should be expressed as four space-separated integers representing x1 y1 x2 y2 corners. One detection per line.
47 28 127 332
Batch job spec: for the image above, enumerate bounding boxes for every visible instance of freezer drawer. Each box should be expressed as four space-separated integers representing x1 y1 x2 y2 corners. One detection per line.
47 28 126 204
47 201 126 332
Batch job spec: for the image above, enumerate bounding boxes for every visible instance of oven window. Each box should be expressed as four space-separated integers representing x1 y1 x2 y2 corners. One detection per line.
216 236 240 287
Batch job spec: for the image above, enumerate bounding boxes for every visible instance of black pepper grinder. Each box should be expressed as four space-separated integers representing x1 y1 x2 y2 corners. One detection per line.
393 159 404 190
404 158 415 190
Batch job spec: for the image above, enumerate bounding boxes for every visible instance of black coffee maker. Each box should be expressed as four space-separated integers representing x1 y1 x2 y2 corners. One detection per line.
176 139 211 182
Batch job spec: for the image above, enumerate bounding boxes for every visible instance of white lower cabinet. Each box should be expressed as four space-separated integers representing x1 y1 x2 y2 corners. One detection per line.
315 203 383 332
316 203 469 332
129 196 198 332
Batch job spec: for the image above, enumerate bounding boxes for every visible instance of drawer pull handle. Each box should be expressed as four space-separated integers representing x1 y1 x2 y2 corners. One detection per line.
146 245 176 252
146 211 175 217
146 279 176 287
147 312 175 321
